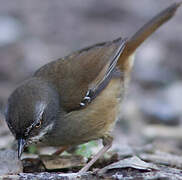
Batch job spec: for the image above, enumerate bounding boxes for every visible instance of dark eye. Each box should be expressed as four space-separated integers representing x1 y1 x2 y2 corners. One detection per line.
35 120 42 128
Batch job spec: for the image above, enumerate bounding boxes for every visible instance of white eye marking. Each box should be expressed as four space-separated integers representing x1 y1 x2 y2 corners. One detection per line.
29 122 54 143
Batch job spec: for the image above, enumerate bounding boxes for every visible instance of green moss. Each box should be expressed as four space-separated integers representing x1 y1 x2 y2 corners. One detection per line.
75 141 98 158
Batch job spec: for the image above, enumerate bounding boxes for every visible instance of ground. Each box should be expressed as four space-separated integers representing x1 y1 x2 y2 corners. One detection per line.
0 0 182 179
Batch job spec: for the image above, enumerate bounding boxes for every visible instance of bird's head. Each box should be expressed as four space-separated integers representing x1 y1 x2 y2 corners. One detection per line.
5 78 60 158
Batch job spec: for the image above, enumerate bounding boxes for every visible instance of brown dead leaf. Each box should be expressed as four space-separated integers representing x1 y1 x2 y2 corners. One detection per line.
40 154 86 170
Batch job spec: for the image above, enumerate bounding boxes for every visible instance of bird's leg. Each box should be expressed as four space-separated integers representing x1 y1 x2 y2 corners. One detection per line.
52 146 69 156
79 135 113 173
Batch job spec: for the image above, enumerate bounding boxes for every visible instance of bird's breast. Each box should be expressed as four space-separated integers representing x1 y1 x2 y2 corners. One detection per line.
45 77 125 146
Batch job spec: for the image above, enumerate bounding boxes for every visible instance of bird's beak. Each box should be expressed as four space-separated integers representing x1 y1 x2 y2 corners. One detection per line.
18 138 26 159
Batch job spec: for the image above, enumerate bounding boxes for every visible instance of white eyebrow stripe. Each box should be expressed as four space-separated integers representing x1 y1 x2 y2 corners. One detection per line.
35 102 47 120
24 102 47 136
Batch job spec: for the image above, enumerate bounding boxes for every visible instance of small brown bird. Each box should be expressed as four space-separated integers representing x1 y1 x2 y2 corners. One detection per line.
5 3 181 173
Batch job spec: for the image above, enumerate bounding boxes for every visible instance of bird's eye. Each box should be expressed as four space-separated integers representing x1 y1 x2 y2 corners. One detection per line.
35 121 42 128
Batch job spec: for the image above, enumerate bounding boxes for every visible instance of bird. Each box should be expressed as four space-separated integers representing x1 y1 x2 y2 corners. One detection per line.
5 2 181 173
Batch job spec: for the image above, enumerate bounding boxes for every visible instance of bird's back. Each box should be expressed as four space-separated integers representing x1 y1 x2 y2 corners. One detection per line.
34 38 126 112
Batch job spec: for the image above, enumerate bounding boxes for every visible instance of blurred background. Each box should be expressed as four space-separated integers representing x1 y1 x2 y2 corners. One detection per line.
0 0 182 155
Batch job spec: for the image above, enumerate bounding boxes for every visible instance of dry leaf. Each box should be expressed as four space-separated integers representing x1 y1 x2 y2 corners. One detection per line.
40 154 86 170
98 156 158 174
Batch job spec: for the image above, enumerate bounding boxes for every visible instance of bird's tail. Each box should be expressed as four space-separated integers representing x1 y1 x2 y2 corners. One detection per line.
117 2 181 72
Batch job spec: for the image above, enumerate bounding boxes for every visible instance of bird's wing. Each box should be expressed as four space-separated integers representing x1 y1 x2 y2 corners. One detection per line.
34 3 181 112
79 38 126 108
34 38 126 111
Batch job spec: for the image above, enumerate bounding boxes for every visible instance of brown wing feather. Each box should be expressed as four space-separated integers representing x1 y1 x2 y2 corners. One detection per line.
34 38 126 111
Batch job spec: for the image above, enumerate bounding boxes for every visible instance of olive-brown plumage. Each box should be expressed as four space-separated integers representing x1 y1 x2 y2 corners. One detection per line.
5 3 181 173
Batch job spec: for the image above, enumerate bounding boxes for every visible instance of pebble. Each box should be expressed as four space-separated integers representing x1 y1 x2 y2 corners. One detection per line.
140 97 180 126
0 16 22 46
0 149 23 175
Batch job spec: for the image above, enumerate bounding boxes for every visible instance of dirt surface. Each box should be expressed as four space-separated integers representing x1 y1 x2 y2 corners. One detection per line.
0 0 182 179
